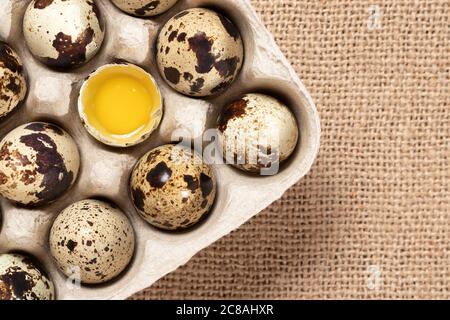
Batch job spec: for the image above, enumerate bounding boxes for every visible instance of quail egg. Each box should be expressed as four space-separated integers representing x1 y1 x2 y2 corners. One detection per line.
49 199 135 284
111 0 178 17
130 144 216 231
78 62 163 147
0 122 80 206
217 93 299 174
23 0 105 69
0 42 27 120
157 8 244 97
0 253 55 300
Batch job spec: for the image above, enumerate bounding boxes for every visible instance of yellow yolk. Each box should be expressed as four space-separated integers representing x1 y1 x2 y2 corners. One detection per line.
82 65 161 144
90 75 151 135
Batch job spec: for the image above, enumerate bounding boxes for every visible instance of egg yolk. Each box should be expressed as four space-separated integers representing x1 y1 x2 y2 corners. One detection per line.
82 65 161 142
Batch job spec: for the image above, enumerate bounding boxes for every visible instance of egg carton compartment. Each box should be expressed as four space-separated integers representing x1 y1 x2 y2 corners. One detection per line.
0 0 320 299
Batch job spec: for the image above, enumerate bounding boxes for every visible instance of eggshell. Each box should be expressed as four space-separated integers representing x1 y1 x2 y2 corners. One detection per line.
0 42 27 120
78 62 164 147
111 0 178 17
49 199 135 284
0 253 55 300
130 144 216 230
217 93 299 174
156 8 244 97
0 122 80 206
23 0 105 69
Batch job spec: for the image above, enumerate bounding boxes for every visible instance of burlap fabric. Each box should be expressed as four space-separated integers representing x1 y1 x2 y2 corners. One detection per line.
130 0 450 299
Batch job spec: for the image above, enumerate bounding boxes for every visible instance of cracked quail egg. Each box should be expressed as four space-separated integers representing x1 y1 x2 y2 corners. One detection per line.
130 144 216 231
157 8 244 97
49 199 135 284
0 122 80 206
217 93 299 174
23 0 105 69
111 0 178 17
0 42 27 120
78 62 163 147
0 253 55 300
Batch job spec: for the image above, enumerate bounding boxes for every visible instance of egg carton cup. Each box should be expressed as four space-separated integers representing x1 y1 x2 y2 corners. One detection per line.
0 0 320 299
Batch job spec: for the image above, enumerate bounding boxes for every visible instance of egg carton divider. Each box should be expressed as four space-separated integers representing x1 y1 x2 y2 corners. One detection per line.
0 0 320 299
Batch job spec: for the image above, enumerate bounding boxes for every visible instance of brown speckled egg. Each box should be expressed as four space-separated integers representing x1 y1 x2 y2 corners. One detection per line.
157 8 244 97
0 122 80 207
111 0 178 17
23 0 105 69
49 199 135 284
0 42 27 120
0 253 55 300
130 144 216 231
217 93 299 174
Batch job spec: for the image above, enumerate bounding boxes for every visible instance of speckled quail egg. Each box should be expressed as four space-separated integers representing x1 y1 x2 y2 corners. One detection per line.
217 93 299 174
0 122 80 206
49 199 135 284
0 253 55 300
157 8 244 97
0 42 27 120
130 144 216 231
111 0 178 17
23 0 105 69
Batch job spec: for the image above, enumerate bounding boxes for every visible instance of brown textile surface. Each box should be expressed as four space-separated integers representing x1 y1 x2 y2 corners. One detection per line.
130 0 450 299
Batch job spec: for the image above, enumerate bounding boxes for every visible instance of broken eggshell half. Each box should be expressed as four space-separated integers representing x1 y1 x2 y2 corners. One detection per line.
78 62 163 147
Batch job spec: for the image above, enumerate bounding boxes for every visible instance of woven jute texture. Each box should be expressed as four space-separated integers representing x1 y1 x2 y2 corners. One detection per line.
130 0 450 299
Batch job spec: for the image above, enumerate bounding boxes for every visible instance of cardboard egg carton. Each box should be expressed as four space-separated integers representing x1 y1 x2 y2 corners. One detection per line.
0 0 320 299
